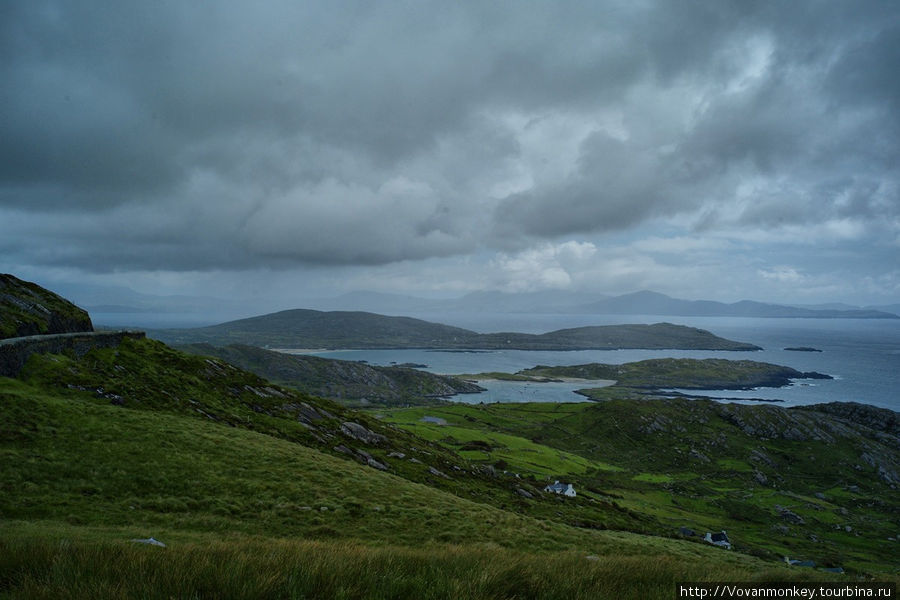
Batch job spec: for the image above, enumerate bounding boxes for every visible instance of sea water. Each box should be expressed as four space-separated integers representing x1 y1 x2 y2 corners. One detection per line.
304 314 900 411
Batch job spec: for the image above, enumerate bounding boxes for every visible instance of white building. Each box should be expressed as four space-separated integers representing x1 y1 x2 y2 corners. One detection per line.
703 531 731 550
544 480 576 497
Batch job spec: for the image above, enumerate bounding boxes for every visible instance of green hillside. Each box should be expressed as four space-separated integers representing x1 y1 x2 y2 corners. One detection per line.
178 342 484 406
150 309 761 350
377 399 900 575
0 337 834 599
0 274 93 339
2 375 617 549
0 278 885 597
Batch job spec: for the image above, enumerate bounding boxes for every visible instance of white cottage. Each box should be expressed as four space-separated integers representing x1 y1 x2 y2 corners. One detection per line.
703 531 731 550
544 480 576 497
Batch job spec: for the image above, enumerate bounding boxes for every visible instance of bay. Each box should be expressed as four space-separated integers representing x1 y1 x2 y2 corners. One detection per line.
305 314 900 411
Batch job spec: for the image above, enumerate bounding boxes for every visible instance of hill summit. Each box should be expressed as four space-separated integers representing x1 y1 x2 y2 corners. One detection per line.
0 274 93 340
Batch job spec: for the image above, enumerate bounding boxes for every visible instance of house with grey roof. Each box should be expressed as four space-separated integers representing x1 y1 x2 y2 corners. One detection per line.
544 480 576 497
703 530 731 549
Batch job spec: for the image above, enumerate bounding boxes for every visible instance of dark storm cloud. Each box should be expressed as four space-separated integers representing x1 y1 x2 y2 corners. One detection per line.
494 133 674 239
492 2 900 244
1 0 898 272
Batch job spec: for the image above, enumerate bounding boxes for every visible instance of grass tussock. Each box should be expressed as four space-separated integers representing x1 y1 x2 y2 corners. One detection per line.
0 534 837 600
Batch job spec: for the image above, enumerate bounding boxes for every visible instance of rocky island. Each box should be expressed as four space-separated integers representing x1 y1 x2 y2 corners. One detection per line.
521 358 832 391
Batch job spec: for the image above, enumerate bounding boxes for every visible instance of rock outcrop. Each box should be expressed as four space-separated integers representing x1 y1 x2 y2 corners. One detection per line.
797 402 900 438
340 421 388 445
0 274 93 339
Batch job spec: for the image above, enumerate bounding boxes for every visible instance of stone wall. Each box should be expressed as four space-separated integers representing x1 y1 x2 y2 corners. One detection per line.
0 331 146 377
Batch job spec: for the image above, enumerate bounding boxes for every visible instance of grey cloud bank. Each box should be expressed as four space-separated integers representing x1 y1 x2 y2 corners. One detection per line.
1 1 898 305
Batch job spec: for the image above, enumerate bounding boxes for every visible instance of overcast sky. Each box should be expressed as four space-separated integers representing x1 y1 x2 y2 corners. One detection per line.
2 1 898 308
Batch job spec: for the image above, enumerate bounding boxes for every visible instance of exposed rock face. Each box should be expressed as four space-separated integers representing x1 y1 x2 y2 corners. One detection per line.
333 444 390 470
282 401 335 425
0 274 93 339
718 404 860 443
689 448 710 463
797 402 900 437
428 466 450 479
749 448 777 469
775 505 805 525
340 421 388 445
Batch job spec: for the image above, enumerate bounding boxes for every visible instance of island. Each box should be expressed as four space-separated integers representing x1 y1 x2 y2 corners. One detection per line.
462 358 833 403
150 309 762 351
520 358 832 390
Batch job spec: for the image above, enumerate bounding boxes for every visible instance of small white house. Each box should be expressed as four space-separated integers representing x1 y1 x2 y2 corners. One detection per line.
703 530 731 550
544 480 576 497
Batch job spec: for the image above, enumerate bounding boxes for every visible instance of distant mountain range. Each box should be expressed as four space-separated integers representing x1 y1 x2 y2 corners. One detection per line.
307 290 900 319
50 280 899 321
573 291 899 319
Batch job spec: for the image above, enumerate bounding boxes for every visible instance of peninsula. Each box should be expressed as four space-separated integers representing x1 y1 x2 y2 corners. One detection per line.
179 342 483 406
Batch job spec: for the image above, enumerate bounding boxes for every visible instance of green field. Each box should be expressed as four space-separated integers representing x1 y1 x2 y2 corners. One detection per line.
377 400 900 575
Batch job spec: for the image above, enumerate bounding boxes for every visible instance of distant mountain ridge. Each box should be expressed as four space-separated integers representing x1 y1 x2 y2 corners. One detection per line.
50 280 897 321
150 309 761 351
303 289 601 314
574 291 899 319
309 289 900 319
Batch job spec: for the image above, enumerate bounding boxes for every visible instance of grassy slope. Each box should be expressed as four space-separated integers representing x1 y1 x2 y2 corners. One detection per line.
0 274 93 339
2 525 823 600
2 376 626 549
7 338 664 533
0 342 832 598
178 342 483 407
377 400 900 575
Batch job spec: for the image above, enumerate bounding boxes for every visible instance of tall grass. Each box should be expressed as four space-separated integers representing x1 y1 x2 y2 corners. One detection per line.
0 535 827 600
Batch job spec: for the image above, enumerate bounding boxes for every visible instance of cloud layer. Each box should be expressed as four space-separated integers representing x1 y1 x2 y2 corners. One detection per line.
2 1 898 302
